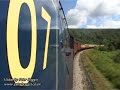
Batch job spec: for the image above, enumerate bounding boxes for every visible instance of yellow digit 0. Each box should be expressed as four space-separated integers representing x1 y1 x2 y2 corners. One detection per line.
42 7 51 70
7 0 37 83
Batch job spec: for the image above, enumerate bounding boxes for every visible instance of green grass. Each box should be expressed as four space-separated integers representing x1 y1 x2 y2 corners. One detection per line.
80 49 120 90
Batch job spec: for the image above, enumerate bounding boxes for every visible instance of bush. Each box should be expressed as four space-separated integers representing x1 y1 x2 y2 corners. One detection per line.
113 53 120 63
98 46 108 51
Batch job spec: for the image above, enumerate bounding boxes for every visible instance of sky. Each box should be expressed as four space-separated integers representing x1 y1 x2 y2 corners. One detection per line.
61 0 120 29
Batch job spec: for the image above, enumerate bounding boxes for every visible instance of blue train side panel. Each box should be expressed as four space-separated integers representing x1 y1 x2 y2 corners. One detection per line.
0 0 68 90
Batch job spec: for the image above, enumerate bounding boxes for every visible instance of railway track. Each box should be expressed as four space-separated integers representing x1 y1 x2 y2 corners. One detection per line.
73 51 94 90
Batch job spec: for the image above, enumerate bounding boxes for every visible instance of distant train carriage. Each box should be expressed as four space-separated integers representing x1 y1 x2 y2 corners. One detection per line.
73 40 81 54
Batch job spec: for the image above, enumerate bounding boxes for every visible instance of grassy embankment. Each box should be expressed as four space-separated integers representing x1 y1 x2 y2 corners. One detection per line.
81 49 120 90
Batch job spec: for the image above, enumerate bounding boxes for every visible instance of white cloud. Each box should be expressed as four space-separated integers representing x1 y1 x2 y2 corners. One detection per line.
99 20 120 28
66 9 87 26
87 19 120 28
66 0 120 28
68 25 80 28
86 25 97 28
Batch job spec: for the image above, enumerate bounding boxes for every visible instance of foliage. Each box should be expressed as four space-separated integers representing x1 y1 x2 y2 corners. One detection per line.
81 50 115 90
83 50 120 89
113 51 120 63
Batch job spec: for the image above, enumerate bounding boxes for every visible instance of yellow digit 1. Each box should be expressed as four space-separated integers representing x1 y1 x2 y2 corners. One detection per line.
7 0 37 83
42 7 51 70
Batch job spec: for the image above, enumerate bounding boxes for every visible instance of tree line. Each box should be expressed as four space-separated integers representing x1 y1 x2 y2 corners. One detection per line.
69 29 120 51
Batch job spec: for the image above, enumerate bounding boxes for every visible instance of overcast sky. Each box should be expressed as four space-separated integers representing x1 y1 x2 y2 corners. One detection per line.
61 0 120 28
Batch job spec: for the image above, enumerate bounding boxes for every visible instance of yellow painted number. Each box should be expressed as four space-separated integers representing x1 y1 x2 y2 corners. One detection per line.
42 7 51 70
7 0 51 84
7 0 37 83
